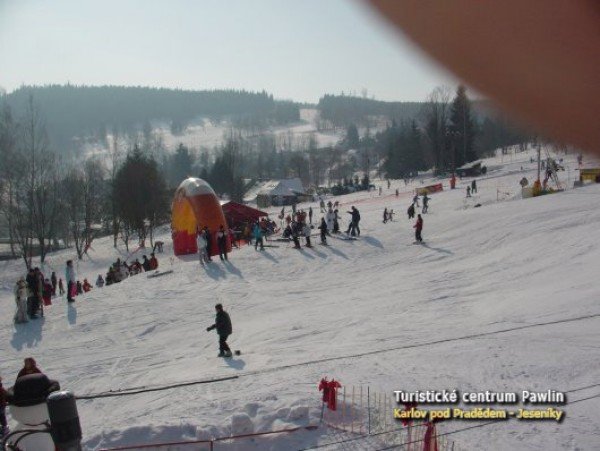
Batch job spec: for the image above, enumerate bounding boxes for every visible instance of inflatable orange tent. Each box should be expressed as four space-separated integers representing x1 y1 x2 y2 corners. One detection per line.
171 178 231 256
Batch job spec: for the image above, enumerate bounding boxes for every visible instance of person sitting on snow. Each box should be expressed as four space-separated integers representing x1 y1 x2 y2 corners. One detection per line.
142 255 151 272
82 279 92 293
16 358 42 380
96 275 105 288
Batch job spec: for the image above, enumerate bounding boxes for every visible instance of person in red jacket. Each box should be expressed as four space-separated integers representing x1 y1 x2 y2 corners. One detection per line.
414 214 424 243
16 357 42 380
149 253 158 270
82 278 92 293
42 278 53 306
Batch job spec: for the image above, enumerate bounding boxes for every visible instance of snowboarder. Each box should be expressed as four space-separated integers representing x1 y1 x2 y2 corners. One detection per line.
14 278 28 323
65 260 76 303
422 194 430 214
383 207 388 223
318 218 328 245
96 275 105 288
471 179 477 193
308 206 313 224
252 222 264 251
206 303 232 357
414 214 424 243
217 225 228 261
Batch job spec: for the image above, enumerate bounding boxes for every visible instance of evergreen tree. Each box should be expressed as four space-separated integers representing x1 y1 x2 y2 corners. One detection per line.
449 85 477 167
345 123 360 149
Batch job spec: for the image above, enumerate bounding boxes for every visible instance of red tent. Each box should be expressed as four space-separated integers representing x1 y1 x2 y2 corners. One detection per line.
221 201 268 229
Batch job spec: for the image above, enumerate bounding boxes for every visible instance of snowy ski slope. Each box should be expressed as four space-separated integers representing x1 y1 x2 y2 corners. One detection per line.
1 147 599 450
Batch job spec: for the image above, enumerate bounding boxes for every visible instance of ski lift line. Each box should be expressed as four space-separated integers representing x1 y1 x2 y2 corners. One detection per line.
241 312 600 378
75 375 239 400
75 313 600 400
302 392 600 451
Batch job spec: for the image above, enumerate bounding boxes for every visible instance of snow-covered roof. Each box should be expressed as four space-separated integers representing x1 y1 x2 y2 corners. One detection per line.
257 178 305 197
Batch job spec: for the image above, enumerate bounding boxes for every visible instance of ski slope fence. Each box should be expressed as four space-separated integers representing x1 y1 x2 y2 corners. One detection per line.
321 384 459 450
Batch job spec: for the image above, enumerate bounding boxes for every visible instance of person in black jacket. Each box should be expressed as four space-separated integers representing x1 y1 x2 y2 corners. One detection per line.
142 255 151 271
206 303 232 357
217 225 228 261
345 206 361 236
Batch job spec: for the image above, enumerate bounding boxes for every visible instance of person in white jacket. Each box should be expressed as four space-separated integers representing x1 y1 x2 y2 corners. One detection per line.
14 278 29 323
196 230 208 265
325 208 336 235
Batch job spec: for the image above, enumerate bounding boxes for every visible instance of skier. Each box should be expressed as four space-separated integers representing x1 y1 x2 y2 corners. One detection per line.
466 186 471 197
217 225 228 261
412 194 420 207
471 179 477 193
252 222 264 251
65 260 76 303
308 206 313 224
318 217 328 245
345 206 361 236
206 303 232 357
196 229 209 264
50 271 57 296
422 194 430 214
14 278 28 323
383 207 388 223
96 275 105 288
414 214 424 243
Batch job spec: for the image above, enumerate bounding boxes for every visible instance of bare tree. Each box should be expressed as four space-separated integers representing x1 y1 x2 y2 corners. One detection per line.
421 86 452 172
21 94 60 263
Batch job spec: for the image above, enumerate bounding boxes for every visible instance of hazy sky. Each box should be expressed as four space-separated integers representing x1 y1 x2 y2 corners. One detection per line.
0 0 455 103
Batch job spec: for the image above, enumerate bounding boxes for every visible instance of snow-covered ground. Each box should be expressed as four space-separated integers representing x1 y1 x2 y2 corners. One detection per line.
1 147 599 450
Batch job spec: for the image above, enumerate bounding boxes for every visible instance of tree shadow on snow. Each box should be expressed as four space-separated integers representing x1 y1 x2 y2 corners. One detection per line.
422 243 453 255
11 317 45 351
67 303 77 325
362 236 384 249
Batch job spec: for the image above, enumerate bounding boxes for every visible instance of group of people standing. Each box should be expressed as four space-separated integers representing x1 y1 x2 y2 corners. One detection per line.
14 267 63 323
196 225 230 265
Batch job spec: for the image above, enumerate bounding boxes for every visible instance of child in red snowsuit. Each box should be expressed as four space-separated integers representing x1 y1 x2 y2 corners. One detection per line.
42 279 53 306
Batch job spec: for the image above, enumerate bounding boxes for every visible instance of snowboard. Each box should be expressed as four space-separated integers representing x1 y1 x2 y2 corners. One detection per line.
219 350 241 358
147 269 174 278
412 241 425 245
